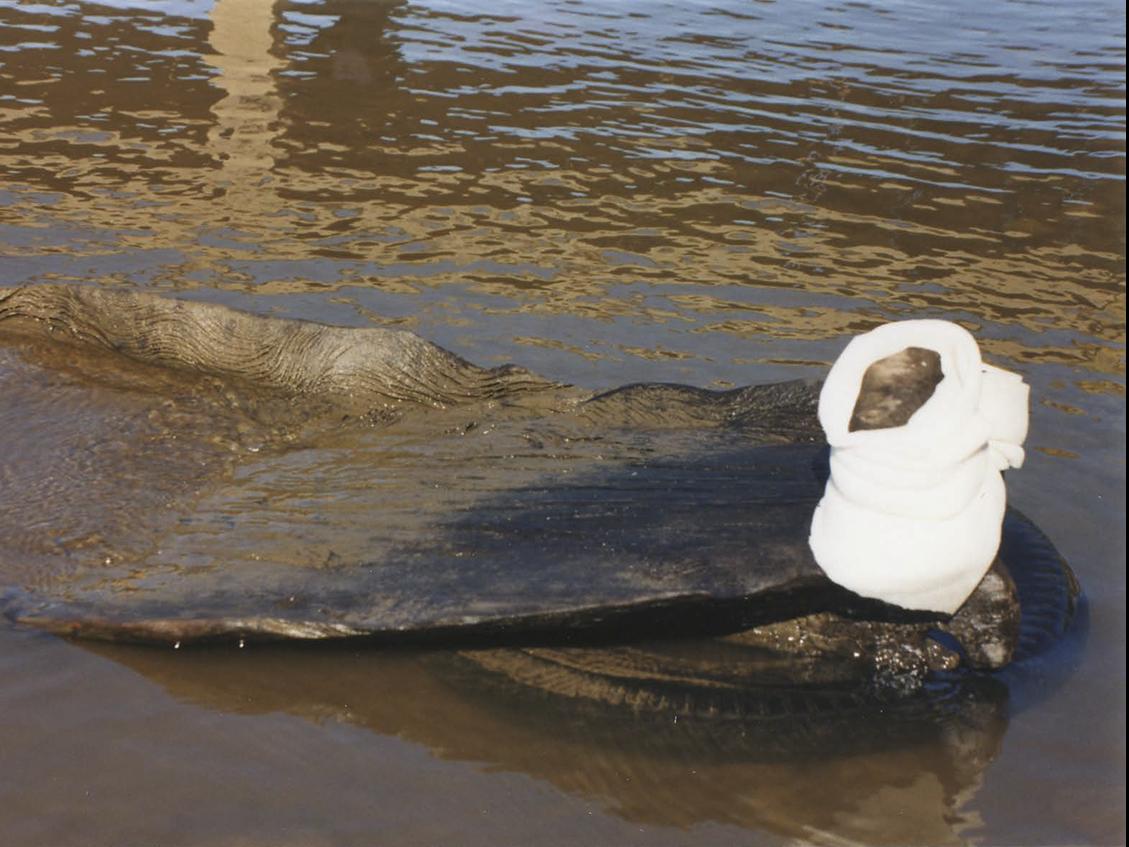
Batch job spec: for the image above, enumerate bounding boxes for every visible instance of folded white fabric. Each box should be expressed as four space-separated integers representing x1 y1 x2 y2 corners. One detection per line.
808 320 1029 614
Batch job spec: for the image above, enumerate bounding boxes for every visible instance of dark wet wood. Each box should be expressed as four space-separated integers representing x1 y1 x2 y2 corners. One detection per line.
0 285 1068 676
6 443 835 643
454 511 1078 711
4 443 1042 667
0 284 562 415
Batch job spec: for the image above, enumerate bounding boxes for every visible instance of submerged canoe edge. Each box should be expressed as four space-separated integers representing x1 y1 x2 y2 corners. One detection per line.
0 285 1082 685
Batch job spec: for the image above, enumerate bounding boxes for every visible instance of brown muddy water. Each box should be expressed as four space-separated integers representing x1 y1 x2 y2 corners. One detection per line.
0 0 1124 845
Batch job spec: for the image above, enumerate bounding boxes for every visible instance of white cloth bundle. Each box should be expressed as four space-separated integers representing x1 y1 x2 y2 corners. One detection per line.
808 320 1029 614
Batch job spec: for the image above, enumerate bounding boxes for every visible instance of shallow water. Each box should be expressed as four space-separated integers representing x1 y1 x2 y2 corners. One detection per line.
0 0 1124 844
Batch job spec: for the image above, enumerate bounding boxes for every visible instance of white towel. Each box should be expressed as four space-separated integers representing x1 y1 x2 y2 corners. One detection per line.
808 320 1029 614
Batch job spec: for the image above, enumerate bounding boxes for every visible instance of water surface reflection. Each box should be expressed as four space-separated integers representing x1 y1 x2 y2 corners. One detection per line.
0 0 1123 844
81 640 1007 846
1 0 1122 370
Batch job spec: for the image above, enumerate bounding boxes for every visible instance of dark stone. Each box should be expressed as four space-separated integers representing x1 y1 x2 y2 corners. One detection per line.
941 560 1020 670
850 346 944 431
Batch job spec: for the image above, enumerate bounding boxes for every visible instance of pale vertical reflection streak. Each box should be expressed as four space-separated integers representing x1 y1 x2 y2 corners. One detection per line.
203 0 283 214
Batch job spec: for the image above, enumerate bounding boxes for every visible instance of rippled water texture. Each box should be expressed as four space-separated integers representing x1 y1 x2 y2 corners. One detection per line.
0 1 1124 845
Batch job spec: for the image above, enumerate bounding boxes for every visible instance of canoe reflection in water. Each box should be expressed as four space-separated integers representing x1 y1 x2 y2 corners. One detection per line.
81 555 1082 847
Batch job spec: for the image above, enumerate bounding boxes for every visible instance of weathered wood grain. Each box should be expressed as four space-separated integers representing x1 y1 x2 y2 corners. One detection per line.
0 284 1075 675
